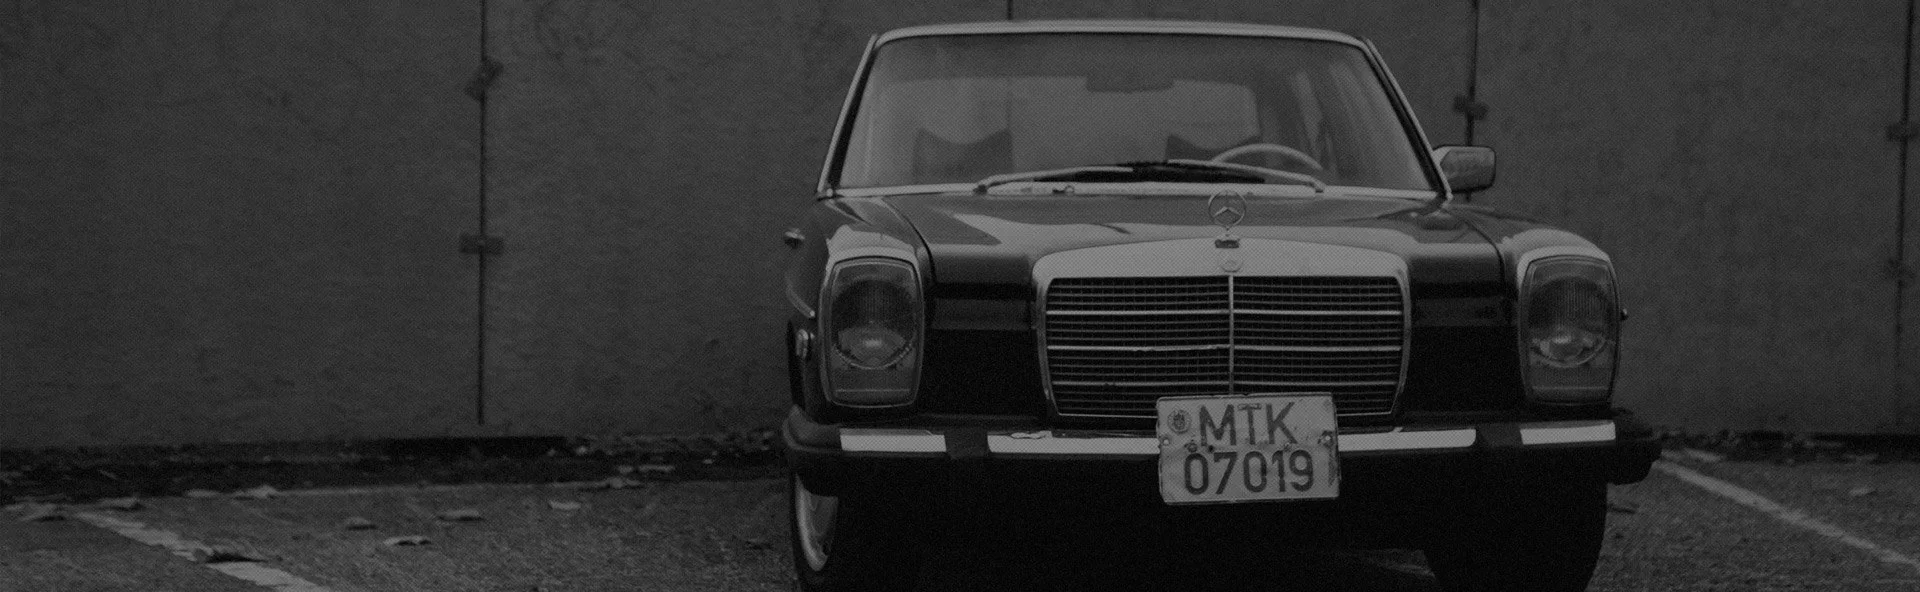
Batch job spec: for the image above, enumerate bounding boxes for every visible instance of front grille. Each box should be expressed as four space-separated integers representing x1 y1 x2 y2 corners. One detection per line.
1044 276 1406 418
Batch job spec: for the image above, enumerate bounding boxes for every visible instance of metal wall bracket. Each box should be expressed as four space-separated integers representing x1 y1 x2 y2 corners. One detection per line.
1885 258 1916 282
460 233 504 255
1888 121 1920 141
463 56 504 102
1453 94 1490 121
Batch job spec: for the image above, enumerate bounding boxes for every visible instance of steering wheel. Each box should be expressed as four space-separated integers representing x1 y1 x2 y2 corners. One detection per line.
1211 143 1325 172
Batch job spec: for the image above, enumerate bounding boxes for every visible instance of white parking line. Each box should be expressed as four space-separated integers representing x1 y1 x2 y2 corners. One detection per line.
274 479 609 497
1655 455 1920 576
71 512 337 592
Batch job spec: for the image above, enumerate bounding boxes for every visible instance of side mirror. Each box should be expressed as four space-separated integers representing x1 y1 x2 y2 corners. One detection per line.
1432 145 1496 193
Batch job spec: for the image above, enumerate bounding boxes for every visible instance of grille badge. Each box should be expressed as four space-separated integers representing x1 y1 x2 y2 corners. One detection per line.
1209 190 1246 250
1208 190 1248 230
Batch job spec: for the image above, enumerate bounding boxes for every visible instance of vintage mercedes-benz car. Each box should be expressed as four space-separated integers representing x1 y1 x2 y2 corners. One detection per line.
781 20 1659 592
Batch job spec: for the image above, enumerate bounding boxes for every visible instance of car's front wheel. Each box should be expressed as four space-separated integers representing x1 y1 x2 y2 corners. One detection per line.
790 475 921 592
1422 479 1608 592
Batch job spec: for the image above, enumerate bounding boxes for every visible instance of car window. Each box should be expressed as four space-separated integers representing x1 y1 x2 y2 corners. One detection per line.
837 33 1431 191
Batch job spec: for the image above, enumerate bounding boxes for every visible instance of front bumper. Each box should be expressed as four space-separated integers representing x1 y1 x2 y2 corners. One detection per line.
784 407 1660 498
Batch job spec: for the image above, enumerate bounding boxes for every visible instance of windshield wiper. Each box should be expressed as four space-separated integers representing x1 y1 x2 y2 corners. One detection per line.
972 160 1326 194
1159 159 1327 193
972 165 1134 194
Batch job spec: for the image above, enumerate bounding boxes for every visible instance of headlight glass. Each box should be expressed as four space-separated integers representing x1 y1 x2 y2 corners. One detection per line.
822 258 921 407
1519 255 1618 404
830 273 914 369
1526 277 1611 367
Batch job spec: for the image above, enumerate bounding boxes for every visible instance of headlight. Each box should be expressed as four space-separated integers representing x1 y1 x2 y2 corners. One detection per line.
1519 255 1619 405
821 257 922 407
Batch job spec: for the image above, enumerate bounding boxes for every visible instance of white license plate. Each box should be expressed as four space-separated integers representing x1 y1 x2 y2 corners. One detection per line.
1157 394 1341 505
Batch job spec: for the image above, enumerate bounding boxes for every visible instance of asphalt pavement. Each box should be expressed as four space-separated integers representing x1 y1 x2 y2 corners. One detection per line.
3 454 1918 592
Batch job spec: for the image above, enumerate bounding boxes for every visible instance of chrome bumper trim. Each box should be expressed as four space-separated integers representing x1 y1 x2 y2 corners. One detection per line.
838 421 1615 455
1338 428 1478 452
839 430 946 453
1518 420 1617 445
988 433 1160 456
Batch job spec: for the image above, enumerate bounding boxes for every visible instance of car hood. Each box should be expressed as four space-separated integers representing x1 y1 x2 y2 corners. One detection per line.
883 191 1506 291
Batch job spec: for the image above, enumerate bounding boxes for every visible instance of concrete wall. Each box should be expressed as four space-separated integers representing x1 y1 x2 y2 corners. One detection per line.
1907 13 1920 430
2 0 1915 446
1 1 481 445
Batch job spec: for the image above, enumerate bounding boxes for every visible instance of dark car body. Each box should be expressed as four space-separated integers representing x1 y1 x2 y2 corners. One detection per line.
780 20 1659 592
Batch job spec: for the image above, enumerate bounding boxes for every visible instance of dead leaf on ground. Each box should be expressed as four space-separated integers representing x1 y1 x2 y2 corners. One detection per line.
195 544 268 564
435 508 484 522
547 500 583 511
382 535 432 547
1680 449 1726 463
633 463 677 475
579 477 642 491
1792 437 1847 450
232 485 280 500
16 504 65 522
98 496 142 511
341 516 377 530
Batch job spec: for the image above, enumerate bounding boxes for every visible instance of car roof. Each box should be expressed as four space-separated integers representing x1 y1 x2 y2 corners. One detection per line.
876 20 1366 48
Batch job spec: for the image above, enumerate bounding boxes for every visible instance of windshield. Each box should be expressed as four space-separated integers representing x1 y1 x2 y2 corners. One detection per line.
835 33 1432 192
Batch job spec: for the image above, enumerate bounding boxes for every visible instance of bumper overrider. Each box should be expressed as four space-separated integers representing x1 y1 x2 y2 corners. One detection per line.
784 408 1661 498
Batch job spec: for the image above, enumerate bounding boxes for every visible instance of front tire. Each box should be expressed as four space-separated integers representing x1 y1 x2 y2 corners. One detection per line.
790 475 921 592
1422 480 1608 592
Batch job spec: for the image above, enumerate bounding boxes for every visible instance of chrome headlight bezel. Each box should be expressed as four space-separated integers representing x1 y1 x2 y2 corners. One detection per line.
819 256 923 408
1517 252 1620 406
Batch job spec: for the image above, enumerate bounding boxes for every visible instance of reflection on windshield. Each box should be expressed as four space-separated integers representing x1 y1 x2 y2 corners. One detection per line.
837 33 1430 191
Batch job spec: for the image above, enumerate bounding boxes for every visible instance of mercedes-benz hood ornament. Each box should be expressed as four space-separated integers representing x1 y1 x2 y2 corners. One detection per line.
1208 190 1246 249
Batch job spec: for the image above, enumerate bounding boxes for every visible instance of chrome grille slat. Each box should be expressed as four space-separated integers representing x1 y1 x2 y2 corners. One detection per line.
1048 344 1232 352
1236 380 1399 387
1236 332 1401 339
1232 309 1401 316
1235 344 1401 352
1047 309 1232 316
1054 380 1231 388
1045 275 1406 418
1048 318 1231 326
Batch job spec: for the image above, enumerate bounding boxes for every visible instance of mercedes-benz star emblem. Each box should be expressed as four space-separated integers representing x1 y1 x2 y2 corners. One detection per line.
1207 190 1247 231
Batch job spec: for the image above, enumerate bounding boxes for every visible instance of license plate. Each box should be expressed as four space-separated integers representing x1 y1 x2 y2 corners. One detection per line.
1157 394 1341 505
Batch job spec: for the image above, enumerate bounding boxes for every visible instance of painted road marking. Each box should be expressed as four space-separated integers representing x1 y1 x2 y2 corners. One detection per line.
274 479 609 498
72 511 337 592
1655 455 1920 576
